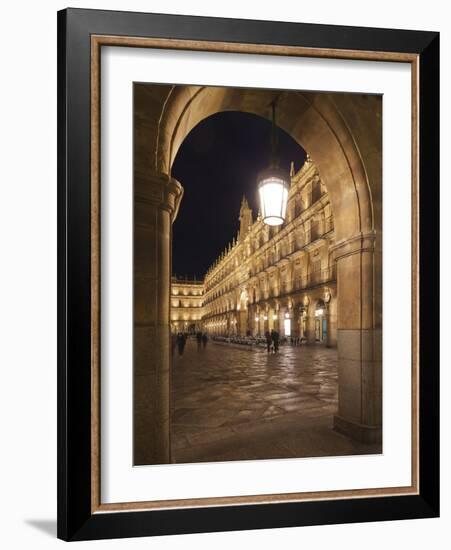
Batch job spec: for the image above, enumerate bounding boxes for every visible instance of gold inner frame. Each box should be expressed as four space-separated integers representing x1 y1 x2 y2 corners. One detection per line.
90 34 419 514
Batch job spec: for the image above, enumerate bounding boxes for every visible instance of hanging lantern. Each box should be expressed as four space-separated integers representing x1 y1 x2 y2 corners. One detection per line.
257 100 289 226
258 167 289 226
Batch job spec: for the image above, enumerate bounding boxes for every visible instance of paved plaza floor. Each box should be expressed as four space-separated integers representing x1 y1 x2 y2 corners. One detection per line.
171 339 381 464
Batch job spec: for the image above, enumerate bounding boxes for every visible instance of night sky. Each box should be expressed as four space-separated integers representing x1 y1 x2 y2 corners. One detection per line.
171 111 306 279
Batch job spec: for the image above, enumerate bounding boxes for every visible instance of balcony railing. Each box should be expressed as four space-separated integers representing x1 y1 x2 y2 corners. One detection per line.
293 216 334 251
295 265 336 290
276 265 336 295
249 266 335 303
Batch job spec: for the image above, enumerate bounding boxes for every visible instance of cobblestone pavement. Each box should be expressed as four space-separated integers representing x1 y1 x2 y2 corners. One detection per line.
171 340 381 464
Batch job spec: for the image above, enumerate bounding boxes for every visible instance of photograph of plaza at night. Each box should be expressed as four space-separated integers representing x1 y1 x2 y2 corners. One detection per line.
133 83 383 466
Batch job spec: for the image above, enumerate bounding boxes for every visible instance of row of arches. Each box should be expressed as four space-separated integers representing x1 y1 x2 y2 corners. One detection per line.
205 293 334 343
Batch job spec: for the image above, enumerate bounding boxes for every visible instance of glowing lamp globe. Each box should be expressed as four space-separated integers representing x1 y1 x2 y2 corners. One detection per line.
257 167 289 227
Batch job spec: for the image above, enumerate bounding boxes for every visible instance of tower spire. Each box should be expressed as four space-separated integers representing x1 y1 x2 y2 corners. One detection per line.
239 194 253 241
241 194 249 209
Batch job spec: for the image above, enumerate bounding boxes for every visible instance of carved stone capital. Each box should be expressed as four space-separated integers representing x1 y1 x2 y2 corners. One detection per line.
135 171 184 222
329 231 376 261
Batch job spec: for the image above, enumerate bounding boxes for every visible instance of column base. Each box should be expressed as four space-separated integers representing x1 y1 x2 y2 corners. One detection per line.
333 415 382 445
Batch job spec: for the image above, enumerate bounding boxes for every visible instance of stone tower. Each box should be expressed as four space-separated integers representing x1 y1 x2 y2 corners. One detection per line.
238 195 253 241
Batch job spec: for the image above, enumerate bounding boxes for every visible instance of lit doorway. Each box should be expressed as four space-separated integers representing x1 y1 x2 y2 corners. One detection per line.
284 318 291 337
314 300 327 342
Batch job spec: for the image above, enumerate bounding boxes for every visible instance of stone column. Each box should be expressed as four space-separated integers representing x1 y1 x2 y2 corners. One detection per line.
332 233 382 444
238 310 247 336
325 307 331 347
133 172 183 465
328 294 338 347
306 306 316 344
252 307 257 336
299 309 305 340
256 311 261 336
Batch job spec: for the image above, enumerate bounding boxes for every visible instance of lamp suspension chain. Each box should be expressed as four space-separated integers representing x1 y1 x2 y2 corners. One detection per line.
271 100 277 167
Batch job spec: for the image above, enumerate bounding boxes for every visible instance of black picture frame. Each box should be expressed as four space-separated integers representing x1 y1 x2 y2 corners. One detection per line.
57 7 439 541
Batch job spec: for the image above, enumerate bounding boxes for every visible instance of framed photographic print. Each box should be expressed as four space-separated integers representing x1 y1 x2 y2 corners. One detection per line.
57 8 439 541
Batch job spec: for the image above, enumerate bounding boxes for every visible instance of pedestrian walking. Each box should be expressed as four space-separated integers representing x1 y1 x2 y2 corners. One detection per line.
265 331 272 353
196 331 202 349
176 332 186 356
202 332 208 348
271 329 280 353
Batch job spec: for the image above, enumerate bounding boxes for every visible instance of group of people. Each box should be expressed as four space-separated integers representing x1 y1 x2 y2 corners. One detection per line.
265 329 280 353
173 331 209 357
289 336 306 346
174 329 281 355
196 331 209 350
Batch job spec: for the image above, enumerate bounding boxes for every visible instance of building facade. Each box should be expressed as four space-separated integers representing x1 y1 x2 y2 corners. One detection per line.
201 157 337 346
170 277 204 334
170 158 337 345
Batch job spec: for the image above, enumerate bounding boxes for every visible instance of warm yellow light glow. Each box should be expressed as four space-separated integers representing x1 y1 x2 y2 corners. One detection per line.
284 319 291 336
258 176 289 226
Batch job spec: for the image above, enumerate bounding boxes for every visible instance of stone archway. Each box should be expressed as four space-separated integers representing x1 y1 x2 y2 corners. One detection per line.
133 84 382 465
